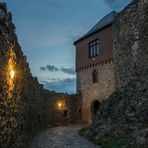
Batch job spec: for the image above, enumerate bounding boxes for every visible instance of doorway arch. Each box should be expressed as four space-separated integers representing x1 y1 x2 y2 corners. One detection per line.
91 100 100 122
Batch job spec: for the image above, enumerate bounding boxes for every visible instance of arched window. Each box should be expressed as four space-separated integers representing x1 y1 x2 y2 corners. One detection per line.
92 70 99 83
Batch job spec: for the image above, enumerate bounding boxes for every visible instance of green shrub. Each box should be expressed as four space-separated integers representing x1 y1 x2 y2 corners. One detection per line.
79 127 88 137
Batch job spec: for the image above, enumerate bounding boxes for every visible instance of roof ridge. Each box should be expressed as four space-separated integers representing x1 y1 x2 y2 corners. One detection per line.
86 11 117 34
74 11 118 45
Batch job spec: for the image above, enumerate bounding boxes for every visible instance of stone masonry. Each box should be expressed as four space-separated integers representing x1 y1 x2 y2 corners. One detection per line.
0 3 81 148
113 0 148 88
74 12 116 123
77 61 115 123
46 91 82 126
85 0 148 146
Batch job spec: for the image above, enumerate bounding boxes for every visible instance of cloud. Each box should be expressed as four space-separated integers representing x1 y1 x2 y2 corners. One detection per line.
40 65 58 72
40 65 75 75
41 78 76 94
60 67 75 75
41 78 56 83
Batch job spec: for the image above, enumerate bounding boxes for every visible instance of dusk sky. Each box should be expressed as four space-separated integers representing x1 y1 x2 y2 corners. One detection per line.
2 0 132 93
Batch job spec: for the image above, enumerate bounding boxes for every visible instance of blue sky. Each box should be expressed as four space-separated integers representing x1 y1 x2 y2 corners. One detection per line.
2 0 132 93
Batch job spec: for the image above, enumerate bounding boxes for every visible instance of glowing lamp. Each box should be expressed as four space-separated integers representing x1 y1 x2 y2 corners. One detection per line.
58 102 62 108
10 70 15 79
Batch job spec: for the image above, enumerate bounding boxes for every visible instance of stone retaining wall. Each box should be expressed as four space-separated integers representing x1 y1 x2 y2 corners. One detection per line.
113 0 148 88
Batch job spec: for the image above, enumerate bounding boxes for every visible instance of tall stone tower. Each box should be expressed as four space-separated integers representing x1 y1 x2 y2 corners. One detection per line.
74 11 117 123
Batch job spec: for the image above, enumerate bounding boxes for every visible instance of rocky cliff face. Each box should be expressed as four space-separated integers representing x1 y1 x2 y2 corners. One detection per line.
85 0 148 146
0 3 81 148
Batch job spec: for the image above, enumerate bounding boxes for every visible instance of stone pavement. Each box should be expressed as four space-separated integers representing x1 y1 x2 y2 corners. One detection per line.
29 124 99 148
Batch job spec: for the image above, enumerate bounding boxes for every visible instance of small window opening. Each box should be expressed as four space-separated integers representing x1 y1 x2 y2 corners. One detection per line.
78 108 81 115
63 109 69 118
93 70 99 83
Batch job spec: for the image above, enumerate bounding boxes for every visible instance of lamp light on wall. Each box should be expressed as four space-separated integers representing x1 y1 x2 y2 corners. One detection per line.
58 102 62 108
57 100 65 109
56 100 65 109
10 70 15 79
6 48 16 96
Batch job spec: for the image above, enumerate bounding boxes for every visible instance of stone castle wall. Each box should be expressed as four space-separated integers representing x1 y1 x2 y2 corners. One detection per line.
75 23 116 123
47 92 82 126
0 3 81 148
77 61 115 123
113 0 148 88
87 0 148 145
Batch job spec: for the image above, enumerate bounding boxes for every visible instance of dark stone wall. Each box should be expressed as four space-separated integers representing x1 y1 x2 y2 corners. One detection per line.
0 5 49 147
87 0 148 145
0 3 81 148
113 0 148 88
47 92 82 126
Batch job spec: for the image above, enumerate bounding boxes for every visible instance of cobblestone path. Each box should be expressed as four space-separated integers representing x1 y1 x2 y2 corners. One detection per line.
29 124 99 148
